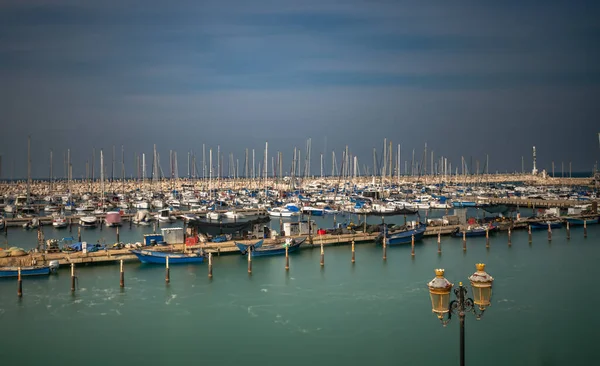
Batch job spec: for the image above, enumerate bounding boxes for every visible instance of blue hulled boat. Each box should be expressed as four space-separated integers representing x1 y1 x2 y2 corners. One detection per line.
530 221 563 230
0 261 60 278
239 237 306 257
452 224 497 238
379 223 427 245
131 249 205 264
565 217 599 225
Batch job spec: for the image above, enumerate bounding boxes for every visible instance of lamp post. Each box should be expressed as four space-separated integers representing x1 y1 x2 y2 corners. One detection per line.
427 264 494 366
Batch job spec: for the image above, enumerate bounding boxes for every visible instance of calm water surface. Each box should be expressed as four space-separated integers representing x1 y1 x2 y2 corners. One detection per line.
1 213 597 366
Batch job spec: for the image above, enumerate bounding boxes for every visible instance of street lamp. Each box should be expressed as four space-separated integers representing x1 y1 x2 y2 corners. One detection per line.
427 264 494 366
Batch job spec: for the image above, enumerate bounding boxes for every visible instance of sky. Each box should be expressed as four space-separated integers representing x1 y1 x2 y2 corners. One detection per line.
1 0 599 179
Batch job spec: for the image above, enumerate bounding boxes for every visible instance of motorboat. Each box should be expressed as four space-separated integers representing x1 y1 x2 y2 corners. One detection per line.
79 216 98 228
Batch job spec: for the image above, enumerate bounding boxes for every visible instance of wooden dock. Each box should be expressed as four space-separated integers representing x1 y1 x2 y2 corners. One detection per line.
484 197 590 208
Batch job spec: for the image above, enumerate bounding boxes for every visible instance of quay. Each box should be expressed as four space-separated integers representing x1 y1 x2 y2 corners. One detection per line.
2 214 596 269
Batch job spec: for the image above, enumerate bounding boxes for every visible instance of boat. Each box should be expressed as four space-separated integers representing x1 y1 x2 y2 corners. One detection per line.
105 211 122 227
133 210 152 225
530 220 563 230
452 224 497 238
157 209 176 223
378 223 427 245
234 239 264 254
79 216 98 228
564 217 599 225
224 210 246 219
301 206 324 216
22 218 39 230
180 213 200 223
206 211 221 220
0 261 60 278
130 249 205 264
239 237 306 257
268 207 297 217
52 215 68 229
0 218 4 231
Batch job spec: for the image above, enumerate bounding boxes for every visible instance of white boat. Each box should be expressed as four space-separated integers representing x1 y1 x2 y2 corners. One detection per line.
133 200 150 209
181 213 199 222
44 204 60 213
133 210 152 226
224 211 246 219
22 218 39 230
52 215 68 229
157 209 176 222
206 211 221 220
167 199 181 209
79 216 98 227
76 203 95 213
151 199 165 209
268 207 296 217
0 218 5 230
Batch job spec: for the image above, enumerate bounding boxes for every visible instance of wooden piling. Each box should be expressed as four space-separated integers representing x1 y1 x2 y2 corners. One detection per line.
247 250 252 274
351 240 355 264
119 260 124 288
566 221 570 240
77 226 81 242
485 227 490 248
208 253 213 279
129 216 132 229
70 263 76 292
462 230 466 251
508 227 512 246
584 220 587 238
153 222 157 234
116 226 120 243
285 244 289 271
547 223 552 242
165 256 170 283
437 231 441 254
69 218 72 232
411 234 415 257
17 267 22 297
528 225 532 244
4 221 7 236
382 228 387 261
320 241 325 267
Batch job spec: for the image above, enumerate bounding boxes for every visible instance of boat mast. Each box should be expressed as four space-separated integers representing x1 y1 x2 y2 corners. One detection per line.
27 135 31 204
100 149 104 207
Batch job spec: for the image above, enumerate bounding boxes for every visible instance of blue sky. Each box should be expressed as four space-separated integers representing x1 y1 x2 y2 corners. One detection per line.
1 0 599 178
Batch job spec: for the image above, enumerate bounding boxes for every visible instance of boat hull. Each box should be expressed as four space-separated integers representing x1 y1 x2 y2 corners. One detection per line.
131 250 205 264
565 217 599 225
0 266 51 278
530 222 563 230
250 238 305 257
383 225 427 245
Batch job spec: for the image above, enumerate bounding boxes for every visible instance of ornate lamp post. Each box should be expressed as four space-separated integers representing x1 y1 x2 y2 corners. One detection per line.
427 264 494 366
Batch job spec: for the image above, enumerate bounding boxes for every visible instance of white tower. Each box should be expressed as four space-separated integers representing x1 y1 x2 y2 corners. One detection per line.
532 146 538 175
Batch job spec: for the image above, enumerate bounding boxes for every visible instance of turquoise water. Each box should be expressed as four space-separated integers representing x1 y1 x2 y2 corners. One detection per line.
1 214 597 366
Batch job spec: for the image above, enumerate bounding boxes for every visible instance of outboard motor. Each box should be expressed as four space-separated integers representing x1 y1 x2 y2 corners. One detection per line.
48 260 60 273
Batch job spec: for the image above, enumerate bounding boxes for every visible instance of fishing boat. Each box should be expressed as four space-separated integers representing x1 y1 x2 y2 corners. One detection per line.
530 220 563 230
52 215 68 229
452 224 497 238
0 261 60 278
130 249 205 264
239 237 306 257
79 216 98 228
378 223 427 245
564 217 599 225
